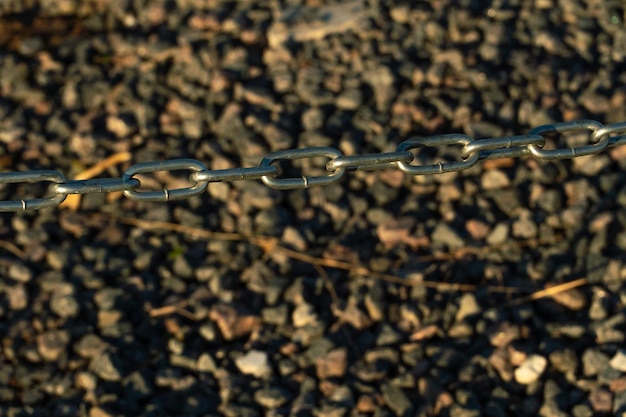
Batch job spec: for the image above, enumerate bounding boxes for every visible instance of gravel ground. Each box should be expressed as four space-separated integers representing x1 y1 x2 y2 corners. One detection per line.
1 1 626 416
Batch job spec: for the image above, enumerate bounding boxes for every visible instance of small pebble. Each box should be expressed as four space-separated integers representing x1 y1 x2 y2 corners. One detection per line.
610 351 626 372
89 353 123 382
6 284 28 310
381 383 412 416
316 348 348 379
235 350 271 378
456 293 481 322
482 170 510 190
254 387 290 409
37 330 70 362
588 388 613 414
514 355 547 385
583 349 610 377
8 264 32 283
292 303 318 328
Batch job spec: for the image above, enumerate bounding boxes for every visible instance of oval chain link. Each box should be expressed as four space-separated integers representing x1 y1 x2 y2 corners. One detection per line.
122 159 209 202
462 134 545 161
0 171 67 212
1 119 625 211
326 151 414 172
192 166 279 183
594 121 626 147
527 120 605 160
51 177 140 195
396 134 479 175
260 147 345 190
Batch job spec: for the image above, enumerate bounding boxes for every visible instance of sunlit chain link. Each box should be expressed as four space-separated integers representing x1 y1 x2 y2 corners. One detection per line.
2 119 626 212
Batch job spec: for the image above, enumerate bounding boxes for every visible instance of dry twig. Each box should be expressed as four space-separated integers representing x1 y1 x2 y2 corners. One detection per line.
60 152 132 210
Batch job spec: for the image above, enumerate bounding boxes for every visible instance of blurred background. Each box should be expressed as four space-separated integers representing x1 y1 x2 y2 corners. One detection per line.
1 1 626 416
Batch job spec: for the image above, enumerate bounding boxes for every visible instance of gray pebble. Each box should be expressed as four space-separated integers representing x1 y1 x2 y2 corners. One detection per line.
75 371 97 391
74 334 108 359
571 404 594 417
46 249 68 271
582 349 610 377
292 303 318 328
549 349 578 374
546 323 586 339
94 288 124 310
432 223 465 250
272 70 293 93
262 305 289 326
8 263 32 283
610 350 626 372
376 324 402 346
302 107 325 131
6 284 28 310
170 354 197 370
172 255 194 279
363 66 395 111
37 330 70 362
595 316 625 344
535 189 562 213
254 387 290 409
487 189 521 217
481 170 510 190
514 355 547 385
589 388 613 414
614 391 626 414
123 371 152 400
447 323 474 338
50 293 79 318
539 400 568 417
196 353 217 373
381 383 411 416
262 124 292 151
235 350 271 378
198 323 219 343
336 88 362 110
511 211 538 239
278 358 297 376
486 222 509 245
89 353 123 382
450 404 480 417
455 293 481 322
327 385 354 406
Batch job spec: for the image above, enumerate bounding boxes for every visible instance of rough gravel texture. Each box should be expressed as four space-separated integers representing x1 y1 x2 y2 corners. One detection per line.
1 1 626 416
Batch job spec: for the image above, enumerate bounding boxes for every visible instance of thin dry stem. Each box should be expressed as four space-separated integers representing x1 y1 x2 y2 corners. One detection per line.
60 152 133 210
113 216 529 295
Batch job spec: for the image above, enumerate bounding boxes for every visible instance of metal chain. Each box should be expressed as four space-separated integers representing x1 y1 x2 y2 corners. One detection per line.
2 119 626 212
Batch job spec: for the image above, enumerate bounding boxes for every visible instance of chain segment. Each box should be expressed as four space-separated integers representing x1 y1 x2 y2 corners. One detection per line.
121 159 210 202
527 120 606 160
0 171 67 212
397 134 480 175
260 147 345 190
1 119 626 212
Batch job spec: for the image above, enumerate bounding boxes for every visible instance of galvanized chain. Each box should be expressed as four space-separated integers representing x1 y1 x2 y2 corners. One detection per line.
2 119 626 212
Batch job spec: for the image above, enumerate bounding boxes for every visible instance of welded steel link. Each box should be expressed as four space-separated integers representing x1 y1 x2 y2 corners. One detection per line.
2 119 626 212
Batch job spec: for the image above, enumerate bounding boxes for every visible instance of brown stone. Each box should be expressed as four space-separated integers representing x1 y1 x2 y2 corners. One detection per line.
466 219 491 240
609 377 626 393
316 348 348 379
589 389 613 414
209 304 260 341
489 348 513 382
356 395 378 413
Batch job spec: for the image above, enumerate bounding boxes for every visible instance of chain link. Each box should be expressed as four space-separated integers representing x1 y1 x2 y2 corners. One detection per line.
2 119 626 212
